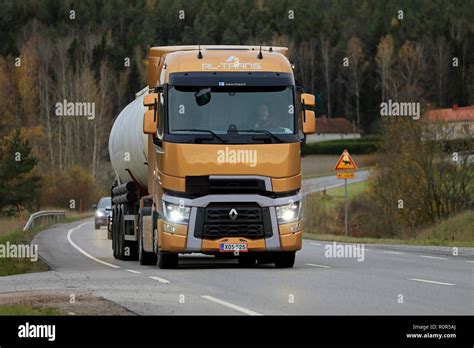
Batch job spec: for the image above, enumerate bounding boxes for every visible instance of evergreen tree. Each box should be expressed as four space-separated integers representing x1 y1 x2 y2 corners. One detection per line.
0 129 41 212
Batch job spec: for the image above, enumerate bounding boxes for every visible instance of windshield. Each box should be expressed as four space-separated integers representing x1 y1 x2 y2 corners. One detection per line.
168 86 295 135
98 197 111 209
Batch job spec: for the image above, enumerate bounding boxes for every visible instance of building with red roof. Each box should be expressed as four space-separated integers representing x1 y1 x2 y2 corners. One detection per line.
424 105 474 140
306 116 362 143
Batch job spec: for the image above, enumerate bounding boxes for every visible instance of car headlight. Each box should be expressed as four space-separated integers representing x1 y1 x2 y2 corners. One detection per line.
163 202 190 224
96 211 105 218
276 201 301 224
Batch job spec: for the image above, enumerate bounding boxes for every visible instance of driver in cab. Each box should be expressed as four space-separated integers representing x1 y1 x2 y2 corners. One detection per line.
254 104 278 130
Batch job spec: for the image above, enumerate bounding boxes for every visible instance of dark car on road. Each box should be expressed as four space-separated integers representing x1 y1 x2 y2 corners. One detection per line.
93 197 112 229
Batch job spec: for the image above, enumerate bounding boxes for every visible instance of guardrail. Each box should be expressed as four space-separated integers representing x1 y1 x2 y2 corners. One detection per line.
23 210 66 231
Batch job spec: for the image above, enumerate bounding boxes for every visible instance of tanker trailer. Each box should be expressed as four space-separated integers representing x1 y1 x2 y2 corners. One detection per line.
108 45 316 268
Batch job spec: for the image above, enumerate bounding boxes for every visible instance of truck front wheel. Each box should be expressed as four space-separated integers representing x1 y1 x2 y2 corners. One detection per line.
138 208 157 265
274 251 295 268
157 252 178 269
238 253 256 266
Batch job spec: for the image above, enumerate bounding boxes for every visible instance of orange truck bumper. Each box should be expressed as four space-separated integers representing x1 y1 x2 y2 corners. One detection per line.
158 219 302 253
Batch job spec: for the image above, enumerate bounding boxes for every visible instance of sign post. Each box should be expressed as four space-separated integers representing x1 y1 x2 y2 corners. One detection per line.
344 177 348 237
334 149 358 237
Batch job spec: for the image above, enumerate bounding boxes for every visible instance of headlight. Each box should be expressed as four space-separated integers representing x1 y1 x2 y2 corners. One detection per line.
163 202 190 224
276 201 301 224
96 211 105 218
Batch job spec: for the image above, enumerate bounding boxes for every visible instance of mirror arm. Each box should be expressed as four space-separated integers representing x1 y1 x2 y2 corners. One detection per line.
302 101 306 122
153 136 162 147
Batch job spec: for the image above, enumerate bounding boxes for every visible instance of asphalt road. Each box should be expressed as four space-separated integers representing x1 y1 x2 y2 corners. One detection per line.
302 169 370 196
1 216 472 315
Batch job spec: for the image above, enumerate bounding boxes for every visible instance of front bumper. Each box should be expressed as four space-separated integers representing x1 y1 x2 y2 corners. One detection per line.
158 193 303 253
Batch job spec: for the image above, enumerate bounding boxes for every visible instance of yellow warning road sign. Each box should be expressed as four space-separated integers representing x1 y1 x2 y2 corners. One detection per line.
334 149 358 170
337 172 355 179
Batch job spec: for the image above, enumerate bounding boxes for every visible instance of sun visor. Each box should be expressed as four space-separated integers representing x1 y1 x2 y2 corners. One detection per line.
169 72 295 87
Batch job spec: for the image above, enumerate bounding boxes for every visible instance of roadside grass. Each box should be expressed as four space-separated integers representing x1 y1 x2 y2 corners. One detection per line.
304 181 368 211
0 213 93 276
0 305 61 315
303 232 474 247
304 182 474 247
416 210 474 245
304 211 474 247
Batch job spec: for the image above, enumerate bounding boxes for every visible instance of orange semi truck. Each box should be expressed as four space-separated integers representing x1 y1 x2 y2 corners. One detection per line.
108 45 316 269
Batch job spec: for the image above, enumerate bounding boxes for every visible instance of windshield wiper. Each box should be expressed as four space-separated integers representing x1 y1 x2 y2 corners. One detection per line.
234 129 284 143
172 129 227 143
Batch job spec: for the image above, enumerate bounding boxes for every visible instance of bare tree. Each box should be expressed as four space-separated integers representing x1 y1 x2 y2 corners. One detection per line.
432 37 450 107
375 35 394 102
319 33 335 117
346 37 368 124
396 40 427 101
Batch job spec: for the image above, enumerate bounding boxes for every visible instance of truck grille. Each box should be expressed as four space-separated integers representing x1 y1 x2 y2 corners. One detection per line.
200 203 266 239
206 206 261 223
204 224 263 238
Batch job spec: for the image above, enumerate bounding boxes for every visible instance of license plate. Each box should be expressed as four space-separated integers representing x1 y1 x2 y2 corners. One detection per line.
219 243 248 252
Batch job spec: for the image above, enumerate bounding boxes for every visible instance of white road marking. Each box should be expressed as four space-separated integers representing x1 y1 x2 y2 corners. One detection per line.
383 251 405 255
420 255 447 260
201 295 262 316
466 260 474 263
67 222 120 269
310 242 322 246
126 269 141 274
148 276 170 284
68 312 76 315
409 278 455 286
306 263 331 269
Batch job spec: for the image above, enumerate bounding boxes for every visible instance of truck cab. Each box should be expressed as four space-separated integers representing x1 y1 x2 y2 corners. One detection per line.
109 46 316 269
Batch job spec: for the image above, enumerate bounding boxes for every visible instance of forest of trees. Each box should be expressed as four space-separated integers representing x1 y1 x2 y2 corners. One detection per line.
0 0 473 211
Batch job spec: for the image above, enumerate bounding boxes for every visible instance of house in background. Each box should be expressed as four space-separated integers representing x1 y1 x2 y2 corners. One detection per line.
424 105 474 140
306 116 362 143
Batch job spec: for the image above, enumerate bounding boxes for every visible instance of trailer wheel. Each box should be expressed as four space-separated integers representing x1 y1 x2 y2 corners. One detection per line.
138 208 157 265
274 251 295 268
117 207 125 260
157 252 178 269
112 206 119 259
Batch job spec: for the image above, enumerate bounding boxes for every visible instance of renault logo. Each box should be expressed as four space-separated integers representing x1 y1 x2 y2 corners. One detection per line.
229 208 238 220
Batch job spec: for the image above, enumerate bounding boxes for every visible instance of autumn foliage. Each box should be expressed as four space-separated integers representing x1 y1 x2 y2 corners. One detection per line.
40 165 103 210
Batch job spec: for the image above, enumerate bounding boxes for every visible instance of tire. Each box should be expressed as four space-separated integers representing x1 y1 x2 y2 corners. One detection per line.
95 222 100 230
117 207 125 260
157 252 178 269
138 208 157 265
112 206 119 259
238 253 256 266
115 205 138 261
256 254 274 265
274 251 295 268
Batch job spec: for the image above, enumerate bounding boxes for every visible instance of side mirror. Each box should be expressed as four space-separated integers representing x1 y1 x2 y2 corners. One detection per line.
301 93 315 107
143 92 159 135
143 93 158 107
91 204 97 210
302 110 316 134
143 109 158 134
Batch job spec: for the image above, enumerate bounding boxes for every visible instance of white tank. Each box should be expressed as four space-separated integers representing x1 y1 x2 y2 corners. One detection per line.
109 89 149 188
